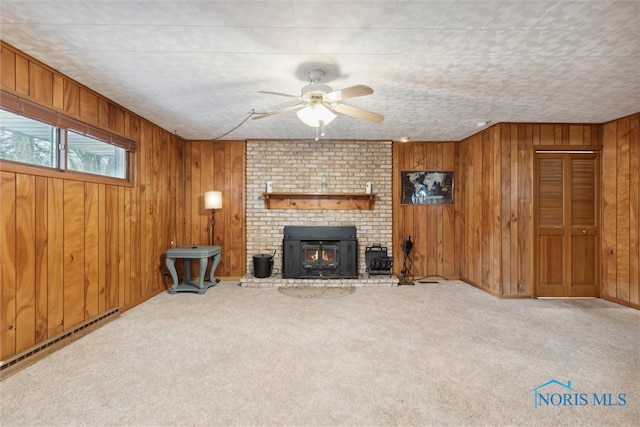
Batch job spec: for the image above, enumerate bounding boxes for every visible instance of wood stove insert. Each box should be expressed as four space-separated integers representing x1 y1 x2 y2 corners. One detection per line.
283 226 358 279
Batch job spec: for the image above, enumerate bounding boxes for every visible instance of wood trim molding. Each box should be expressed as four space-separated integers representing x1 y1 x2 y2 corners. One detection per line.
1 90 136 152
534 145 603 152
0 159 134 187
262 192 376 210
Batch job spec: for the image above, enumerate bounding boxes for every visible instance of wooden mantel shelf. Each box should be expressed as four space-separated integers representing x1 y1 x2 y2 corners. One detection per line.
262 192 376 210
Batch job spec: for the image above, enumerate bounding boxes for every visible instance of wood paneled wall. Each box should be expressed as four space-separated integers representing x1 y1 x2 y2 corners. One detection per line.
602 114 640 308
456 123 602 297
456 127 505 295
392 142 456 279
1 42 184 359
183 140 246 277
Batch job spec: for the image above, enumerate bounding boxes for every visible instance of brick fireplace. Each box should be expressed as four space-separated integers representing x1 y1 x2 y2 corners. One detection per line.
242 140 393 285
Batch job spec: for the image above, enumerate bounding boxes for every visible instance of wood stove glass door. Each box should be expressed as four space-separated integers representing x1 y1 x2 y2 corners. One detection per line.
302 244 338 270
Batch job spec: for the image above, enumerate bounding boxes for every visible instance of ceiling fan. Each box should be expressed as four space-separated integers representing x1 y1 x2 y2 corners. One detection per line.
253 69 383 138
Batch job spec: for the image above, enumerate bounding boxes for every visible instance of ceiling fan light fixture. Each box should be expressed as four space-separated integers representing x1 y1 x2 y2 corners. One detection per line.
296 104 337 128
255 68 382 128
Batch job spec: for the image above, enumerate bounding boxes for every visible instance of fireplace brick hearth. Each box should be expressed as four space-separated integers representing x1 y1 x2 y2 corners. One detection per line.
243 140 393 285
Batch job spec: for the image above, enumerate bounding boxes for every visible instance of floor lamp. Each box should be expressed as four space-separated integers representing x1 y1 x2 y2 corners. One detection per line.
204 191 222 246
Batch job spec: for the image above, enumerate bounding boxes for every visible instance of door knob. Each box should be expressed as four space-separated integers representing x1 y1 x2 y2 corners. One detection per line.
582 229 587 234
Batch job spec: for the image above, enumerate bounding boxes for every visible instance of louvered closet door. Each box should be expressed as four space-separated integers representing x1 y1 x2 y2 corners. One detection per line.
569 154 599 297
536 152 599 298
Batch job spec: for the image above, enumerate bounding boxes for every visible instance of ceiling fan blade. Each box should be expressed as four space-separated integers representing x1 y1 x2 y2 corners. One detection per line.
252 102 306 120
326 85 373 101
257 90 300 99
332 103 384 123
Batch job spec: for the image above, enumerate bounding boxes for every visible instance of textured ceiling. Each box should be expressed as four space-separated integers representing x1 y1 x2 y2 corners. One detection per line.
1 0 639 142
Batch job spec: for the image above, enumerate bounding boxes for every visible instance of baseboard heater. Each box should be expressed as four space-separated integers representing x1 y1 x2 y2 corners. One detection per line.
0 307 120 380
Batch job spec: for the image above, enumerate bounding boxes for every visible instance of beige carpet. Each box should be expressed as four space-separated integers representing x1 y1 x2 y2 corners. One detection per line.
1 280 638 426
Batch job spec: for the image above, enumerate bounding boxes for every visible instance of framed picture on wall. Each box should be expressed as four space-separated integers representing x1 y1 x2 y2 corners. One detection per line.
401 171 454 205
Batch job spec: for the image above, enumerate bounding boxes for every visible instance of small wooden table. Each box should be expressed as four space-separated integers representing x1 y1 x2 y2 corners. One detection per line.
165 245 221 294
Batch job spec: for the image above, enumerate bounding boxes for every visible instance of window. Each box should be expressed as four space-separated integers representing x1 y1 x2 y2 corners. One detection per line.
67 131 126 179
0 93 133 181
0 109 58 168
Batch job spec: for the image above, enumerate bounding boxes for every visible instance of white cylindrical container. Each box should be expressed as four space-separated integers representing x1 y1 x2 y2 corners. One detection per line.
365 182 372 193
266 182 272 193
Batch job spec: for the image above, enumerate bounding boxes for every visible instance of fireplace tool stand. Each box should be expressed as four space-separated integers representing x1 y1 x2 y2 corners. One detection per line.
399 236 414 285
